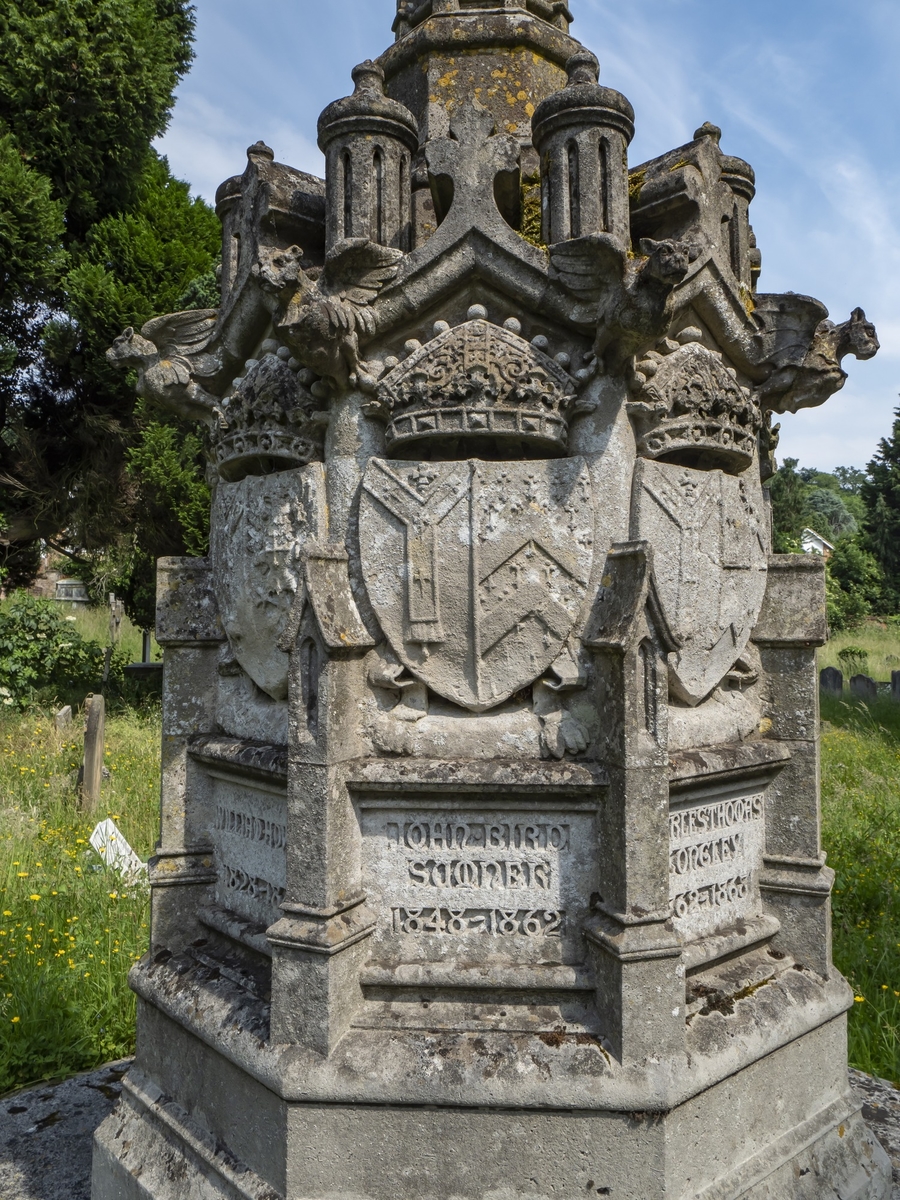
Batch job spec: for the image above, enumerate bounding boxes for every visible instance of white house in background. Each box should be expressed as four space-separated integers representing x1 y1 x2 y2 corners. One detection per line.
802 527 835 558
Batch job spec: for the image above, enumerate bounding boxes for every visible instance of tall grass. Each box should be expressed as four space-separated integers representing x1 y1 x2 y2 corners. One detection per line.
0 707 160 1093
822 693 900 1084
819 619 900 682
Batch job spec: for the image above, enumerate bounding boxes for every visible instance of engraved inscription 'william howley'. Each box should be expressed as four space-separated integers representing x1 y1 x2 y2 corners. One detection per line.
360 458 594 712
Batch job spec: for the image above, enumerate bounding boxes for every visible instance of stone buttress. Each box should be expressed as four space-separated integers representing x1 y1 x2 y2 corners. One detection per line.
94 3 888 1199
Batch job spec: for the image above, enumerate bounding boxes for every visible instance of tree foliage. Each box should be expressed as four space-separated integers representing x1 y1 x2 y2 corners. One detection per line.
0 0 194 235
768 456 888 631
0 1 220 608
863 405 900 612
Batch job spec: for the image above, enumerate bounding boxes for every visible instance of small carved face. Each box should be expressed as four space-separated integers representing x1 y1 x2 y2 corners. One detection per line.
639 238 691 285
846 308 880 361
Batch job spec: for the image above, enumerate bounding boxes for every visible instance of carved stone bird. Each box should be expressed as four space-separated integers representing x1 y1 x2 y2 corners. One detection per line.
106 310 222 422
276 238 403 389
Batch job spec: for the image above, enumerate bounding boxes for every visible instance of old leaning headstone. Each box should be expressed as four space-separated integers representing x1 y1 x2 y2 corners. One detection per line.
820 665 843 697
92 4 890 1198
81 694 105 810
851 673 879 703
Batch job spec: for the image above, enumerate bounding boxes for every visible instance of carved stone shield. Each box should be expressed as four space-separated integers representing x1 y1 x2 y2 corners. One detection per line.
211 464 324 701
360 458 595 712
631 460 769 706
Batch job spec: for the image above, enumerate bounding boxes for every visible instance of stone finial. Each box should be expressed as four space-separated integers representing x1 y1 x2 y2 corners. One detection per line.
247 140 275 162
694 121 722 144
351 59 385 95
566 51 600 87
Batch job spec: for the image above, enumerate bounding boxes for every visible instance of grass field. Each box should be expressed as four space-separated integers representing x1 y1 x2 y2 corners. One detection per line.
822 692 900 1084
0 618 898 1093
62 604 160 666
819 620 900 682
0 707 159 1093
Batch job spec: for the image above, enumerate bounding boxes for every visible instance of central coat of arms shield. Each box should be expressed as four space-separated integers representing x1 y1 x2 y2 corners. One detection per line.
360 458 595 712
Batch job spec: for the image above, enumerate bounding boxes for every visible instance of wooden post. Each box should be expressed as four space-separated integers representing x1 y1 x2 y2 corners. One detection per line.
81 693 106 810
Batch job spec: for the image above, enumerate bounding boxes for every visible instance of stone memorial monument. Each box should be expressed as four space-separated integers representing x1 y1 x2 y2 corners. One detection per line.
820 665 844 697
94 2 889 1197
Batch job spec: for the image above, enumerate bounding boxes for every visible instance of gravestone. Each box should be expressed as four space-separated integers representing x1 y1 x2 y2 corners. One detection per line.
851 674 879 703
81 694 105 811
820 666 843 696
92 4 890 1198
893 671 900 704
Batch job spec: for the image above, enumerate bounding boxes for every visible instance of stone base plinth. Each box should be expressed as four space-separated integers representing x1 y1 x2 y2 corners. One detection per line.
92 1009 891 1200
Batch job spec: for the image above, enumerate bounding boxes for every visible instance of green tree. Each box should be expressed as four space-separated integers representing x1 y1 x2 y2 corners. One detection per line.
767 458 813 552
0 0 194 236
0 2 221 607
826 539 883 631
863 405 900 613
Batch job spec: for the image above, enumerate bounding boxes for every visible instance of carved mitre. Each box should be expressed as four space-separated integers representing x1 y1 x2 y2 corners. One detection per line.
370 311 579 457
628 330 761 473
212 353 325 482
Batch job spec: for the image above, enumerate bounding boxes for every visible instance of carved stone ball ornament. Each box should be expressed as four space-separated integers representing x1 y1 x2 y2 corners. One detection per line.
628 328 762 474
212 352 326 482
369 308 582 458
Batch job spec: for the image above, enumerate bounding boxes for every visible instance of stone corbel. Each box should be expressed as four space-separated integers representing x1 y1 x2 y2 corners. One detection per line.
534 639 589 760
368 646 428 722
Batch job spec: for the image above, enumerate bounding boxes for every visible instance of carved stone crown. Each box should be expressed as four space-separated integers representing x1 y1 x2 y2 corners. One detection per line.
371 309 579 456
213 352 324 482
628 331 762 473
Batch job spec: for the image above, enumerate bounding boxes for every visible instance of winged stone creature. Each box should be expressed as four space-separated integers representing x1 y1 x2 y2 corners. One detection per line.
756 306 880 414
549 234 693 374
107 310 223 423
275 237 403 390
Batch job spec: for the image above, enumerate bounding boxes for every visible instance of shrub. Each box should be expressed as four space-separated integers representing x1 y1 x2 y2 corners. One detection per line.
838 646 870 678
0 592 108 707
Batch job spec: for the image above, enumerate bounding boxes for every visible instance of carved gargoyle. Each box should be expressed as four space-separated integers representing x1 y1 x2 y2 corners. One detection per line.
274 237 403 390
549 234 692 373
756 307 879 414
106 310 222 423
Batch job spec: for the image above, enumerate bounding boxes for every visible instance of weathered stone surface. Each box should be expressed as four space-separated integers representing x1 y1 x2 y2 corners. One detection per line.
852 673 879 703
821 665 844 696
95 2 886 1198
894 670 900 704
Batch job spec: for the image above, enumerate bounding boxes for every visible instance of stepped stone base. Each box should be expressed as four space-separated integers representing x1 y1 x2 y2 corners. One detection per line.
92 1016 891 1200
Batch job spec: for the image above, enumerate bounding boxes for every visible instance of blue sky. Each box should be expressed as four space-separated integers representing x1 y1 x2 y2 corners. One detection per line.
155 0 900 472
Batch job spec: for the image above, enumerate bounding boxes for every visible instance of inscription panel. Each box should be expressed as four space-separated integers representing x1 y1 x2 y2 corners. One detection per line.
359 801 597 964
210 776 287 924
669 790 765 941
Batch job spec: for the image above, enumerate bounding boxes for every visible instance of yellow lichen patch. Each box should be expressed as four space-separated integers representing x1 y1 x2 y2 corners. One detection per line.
628 168 647 204
525 102 535 118
517 90 528 101
506 123 518 134
668 159 691 173
492 68 508 79
438 69 459 88
506 92 518 107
